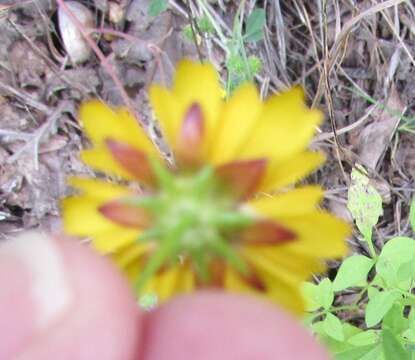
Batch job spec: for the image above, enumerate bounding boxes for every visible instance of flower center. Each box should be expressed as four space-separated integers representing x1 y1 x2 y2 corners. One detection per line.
131 161 254 288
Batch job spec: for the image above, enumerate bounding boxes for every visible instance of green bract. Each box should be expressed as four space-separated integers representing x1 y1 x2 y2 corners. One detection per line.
132 162 253 289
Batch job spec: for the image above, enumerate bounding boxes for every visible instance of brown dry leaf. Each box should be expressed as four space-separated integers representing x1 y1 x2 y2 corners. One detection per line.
357 85 405 170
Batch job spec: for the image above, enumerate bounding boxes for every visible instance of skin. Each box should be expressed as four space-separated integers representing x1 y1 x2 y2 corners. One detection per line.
0 234 330 360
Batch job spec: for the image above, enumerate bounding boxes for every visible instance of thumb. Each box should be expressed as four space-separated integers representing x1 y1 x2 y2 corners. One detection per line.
0 231 142 360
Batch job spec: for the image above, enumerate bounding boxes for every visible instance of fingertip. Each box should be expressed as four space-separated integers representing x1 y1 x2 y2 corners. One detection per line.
0 232 143 360
142 291 330 360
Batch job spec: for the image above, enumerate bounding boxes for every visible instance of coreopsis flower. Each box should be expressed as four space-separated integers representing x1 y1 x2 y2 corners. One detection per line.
62 60 349 313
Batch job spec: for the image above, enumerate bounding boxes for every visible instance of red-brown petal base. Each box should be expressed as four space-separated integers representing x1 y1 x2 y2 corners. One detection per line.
176 103 205 168
98 199 152 228
239 219 296 245
216 159 268 200
105 138 156 187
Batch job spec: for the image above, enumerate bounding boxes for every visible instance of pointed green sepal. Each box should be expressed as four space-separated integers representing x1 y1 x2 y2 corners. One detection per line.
149 158 175 190
210 236 247 275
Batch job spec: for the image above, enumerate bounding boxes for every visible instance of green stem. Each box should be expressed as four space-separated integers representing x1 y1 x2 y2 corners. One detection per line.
134 240 176 292
365 234 378 260
196 0 227 45
310 304 361 321
134 216 190 291
210 235 247 274
308 285 369 323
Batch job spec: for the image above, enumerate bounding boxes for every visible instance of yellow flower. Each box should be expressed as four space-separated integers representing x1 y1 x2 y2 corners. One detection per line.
62 60 349 314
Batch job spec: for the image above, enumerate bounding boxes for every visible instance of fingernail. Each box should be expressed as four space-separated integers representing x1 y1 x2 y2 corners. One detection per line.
0 231 73 330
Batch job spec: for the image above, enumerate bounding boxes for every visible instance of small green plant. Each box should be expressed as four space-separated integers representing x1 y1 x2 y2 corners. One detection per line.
224 7 265 94
303 166 415 359
184 2 265 95
183 15 215 42
148 0 168 17
153 1 265 95
346 86 415 134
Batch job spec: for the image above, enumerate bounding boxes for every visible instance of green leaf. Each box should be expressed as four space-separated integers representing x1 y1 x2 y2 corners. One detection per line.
410 198 415 233
313 322 360 354
148 0 168 17
347 166 383 240
342 323 364 339
311 320 326 336
247 55 262 74
376 237 415 287
302 279 333 311
348 330 379 346
359 345 384 360
333 255 374 291
323 313 345 341
301 282 320 311
368 285 380 300
365 290 401 328
397 261 414 285
381 328 410 360
197 15 215 34
312 319 353 353
244 8 266 42
409 308 415 329
402 328 415 342
317 278 334 310
336 345 381 360
383 304 408 334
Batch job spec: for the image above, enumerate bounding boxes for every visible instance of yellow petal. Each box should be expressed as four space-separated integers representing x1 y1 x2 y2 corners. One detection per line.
62 196 139 253
93 228 139 253
156 265 181 302
239 87 323 162
80 148 134 180
173 61 223 141
224 263 305 314
278 212 350 258
149 60 223 156
243 246 325 281
244 248 310 285
62 197 116 235
67 176 130 200
149 85 179 147
266 279 305 314
244 249 308 313
225 266 259 293
121 264 142 284
142 264 192 302
112 242 157 284
249 186 324 217
79 101 155 154
112 243 151 268
176 265 195 293
208 83 262 164
259 151 326 192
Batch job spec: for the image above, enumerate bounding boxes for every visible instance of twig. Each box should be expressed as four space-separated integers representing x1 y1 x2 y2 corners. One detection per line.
0 81 51 114
313 105 377 143
321 0 348 182
6 102 73 169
